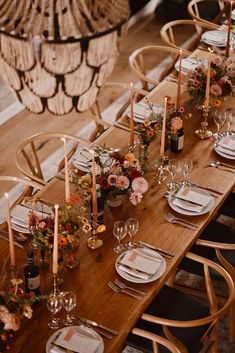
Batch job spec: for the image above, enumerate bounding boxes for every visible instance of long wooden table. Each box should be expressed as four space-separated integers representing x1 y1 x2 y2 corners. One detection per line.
5 48 235 353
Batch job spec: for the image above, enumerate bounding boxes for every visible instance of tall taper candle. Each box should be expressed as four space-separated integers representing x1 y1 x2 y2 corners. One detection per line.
91 154 98 217
61 137 70 203
129 83 135 146
226 1 233 58
160 97 168 156
176 50 182 108
52 204 59 275
204 48 212 110
5 193 16 267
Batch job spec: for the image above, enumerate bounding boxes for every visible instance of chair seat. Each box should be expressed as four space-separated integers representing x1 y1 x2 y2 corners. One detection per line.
179 221 235 280
125 285 210 353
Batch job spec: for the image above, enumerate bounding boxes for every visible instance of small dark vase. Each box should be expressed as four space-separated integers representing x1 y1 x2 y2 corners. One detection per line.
170 128 184 152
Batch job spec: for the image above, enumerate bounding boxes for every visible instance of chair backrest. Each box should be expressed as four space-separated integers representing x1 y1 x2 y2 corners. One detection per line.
160 19 218 55
129 45 187 91
132 328 182 353
0 175 42 214
188 0 226 29
93 82 148 124
15 132 91 186
142 252 235 352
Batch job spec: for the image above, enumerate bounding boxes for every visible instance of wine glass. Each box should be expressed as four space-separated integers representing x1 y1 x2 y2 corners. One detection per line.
62 291 77 326
213 111 225 139
47 293 63 329
180 159 193 187
113 221 127 253
166 159 181 192
224 109 234 135
126 218 139 249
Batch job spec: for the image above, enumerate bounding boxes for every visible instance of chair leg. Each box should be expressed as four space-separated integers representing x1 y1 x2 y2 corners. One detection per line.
229 299 235 342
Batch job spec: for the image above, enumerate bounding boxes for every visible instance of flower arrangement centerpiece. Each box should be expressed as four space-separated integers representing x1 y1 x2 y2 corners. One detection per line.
186 56 232 109
75 150 149 206
28 194 92 267
0 267 42 352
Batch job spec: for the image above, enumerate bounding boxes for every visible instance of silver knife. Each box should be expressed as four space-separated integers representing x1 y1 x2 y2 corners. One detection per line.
78 317 118 336
188 181 223 195
138 241 174 258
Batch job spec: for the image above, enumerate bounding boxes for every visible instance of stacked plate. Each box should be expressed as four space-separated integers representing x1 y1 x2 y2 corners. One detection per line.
168 186 214 216
175 57 207 73
11 203 53 234
232 9 235 20
201 30 235 47
72 149 92 173
127 102 163 123
46 326 104 353
214 135 235 160
116 248 166 283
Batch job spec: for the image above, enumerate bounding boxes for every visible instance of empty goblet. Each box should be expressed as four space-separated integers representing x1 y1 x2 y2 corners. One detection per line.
62 291 77 326
47 293 63 329
113 221 127 253
126 218 139 249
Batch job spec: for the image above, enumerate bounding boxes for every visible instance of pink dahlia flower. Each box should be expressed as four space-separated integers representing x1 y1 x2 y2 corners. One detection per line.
130 191 143 205
116 175 130 190
132 177 148 194
210 84 222 96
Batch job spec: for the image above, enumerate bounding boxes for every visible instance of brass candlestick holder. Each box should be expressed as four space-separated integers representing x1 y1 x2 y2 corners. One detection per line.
87 215 103 249
195 106 212 139
155 155 168 184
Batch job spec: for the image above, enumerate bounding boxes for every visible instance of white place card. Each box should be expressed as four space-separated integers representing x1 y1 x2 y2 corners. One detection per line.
119 250 161 275
175 187 211 207
55 328 101 353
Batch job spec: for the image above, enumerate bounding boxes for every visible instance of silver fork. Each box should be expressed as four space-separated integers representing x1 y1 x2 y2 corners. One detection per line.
108 281 144 301
114 279 146 296
164 215 197 230
167 213 199 228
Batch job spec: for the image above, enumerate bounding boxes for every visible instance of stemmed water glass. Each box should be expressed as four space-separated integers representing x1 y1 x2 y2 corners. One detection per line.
180 159 193 187
166 159 181 192
47 293 63 329
113 221 127 253
224 109 234 135
126 218 139 249
213 111 226 139
62 291 77 326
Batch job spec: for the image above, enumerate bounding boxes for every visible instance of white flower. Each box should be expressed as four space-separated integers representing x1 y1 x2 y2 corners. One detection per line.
131 177 148 194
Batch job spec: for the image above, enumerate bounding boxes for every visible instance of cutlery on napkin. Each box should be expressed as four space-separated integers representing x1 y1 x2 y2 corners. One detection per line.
172 187 211 213
118 250 162 279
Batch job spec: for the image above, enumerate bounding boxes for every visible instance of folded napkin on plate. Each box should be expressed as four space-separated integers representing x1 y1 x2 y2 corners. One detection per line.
118 249 162 279
218 136 235 152
11 205 51 223
50 346 65 353
202 31 234 45
172 187 211 213
127 102 163 120
54 328 101 353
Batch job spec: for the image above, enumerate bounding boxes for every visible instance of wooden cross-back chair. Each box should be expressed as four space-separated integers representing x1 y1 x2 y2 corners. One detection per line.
15 132 92 186
174 219 235 342
130 329 183 353
125 252 235 353
129 45 187 92
188 0 227 29
0 176 42 211
160 19 219 55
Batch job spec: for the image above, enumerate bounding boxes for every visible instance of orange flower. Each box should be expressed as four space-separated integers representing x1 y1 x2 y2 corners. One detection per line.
213 99 222 108
58 235 68 246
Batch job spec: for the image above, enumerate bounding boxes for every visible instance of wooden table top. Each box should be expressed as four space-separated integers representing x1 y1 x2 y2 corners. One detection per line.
4 49 235 353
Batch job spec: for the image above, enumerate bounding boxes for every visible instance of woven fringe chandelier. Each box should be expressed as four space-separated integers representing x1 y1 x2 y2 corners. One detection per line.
0 0 130 115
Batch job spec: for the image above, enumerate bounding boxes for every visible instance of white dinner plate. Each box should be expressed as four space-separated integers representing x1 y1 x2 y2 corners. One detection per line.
168 187 214 216
201 30 235 47
127 102 163 123
175 57 207 73
12 223 31 234
232 9 235 21
115 248 166 284
46 326 104 353
11 203 53 234
214 135 235 160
